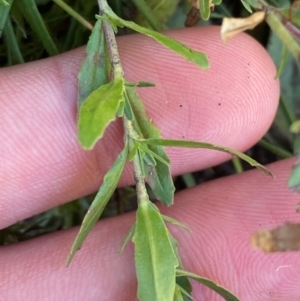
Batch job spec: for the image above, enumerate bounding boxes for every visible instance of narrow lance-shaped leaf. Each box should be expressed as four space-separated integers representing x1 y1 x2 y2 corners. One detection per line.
176 269 240 301
67 145 128 266
98 6 209 70
140 138 274 177
78 19 109 108
119 222 136 254
169 236 193 300
241 0 262 10
133 200 178 301
126 86 175 206
78 77 124 149
240 0 252 13
162 215 191 232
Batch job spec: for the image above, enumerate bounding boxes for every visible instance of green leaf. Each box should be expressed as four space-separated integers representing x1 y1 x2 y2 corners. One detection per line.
78 19 109 108
241 0 262 9
126 86 175 205
119 222 136 254
169 236 193 300
140 138 274 178
240 0 252 13
133 200 178 301
78 78 124 149
162 215 191 232
200 0 211 20
0 0 13 38
98 7 209 70
176 269 240 301
213 0 222 4
67 145 128 266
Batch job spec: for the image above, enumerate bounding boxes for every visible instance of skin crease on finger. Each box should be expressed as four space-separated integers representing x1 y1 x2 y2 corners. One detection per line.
0 26 279 229
1 159 300 301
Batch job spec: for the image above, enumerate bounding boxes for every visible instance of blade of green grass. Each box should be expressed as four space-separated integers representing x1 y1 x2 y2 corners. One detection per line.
18 0 59 56
52 0 93 31
3 15 24 64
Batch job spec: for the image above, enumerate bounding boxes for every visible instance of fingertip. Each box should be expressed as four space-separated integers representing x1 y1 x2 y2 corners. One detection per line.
118 27 279 174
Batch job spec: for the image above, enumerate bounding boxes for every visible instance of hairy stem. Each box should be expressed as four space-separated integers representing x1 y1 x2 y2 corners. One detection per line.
98 0 149 204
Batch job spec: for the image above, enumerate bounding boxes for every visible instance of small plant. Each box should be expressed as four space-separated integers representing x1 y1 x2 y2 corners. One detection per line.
1 0 300 300
64 1 281 300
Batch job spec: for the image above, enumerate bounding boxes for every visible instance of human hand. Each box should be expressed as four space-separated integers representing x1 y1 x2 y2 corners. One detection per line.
1 26 299 301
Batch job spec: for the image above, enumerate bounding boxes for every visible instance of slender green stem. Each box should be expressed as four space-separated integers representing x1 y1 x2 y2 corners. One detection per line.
52 0 93 31
258 138 292 158
99 0 149 204
99 0 123 78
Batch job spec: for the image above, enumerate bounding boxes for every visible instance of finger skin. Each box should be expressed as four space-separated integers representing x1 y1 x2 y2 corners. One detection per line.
0 26 279 228
1 159 299 301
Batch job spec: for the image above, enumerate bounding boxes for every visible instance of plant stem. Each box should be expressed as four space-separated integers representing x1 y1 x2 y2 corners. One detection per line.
52 0 93 31
98 0 149 204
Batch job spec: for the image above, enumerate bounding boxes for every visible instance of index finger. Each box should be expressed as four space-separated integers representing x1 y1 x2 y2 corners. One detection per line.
0 26 279 228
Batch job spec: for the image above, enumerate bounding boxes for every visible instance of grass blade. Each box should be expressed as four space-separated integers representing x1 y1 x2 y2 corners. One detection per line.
18 0 59 55
0 0 13 38
3 15 24 64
